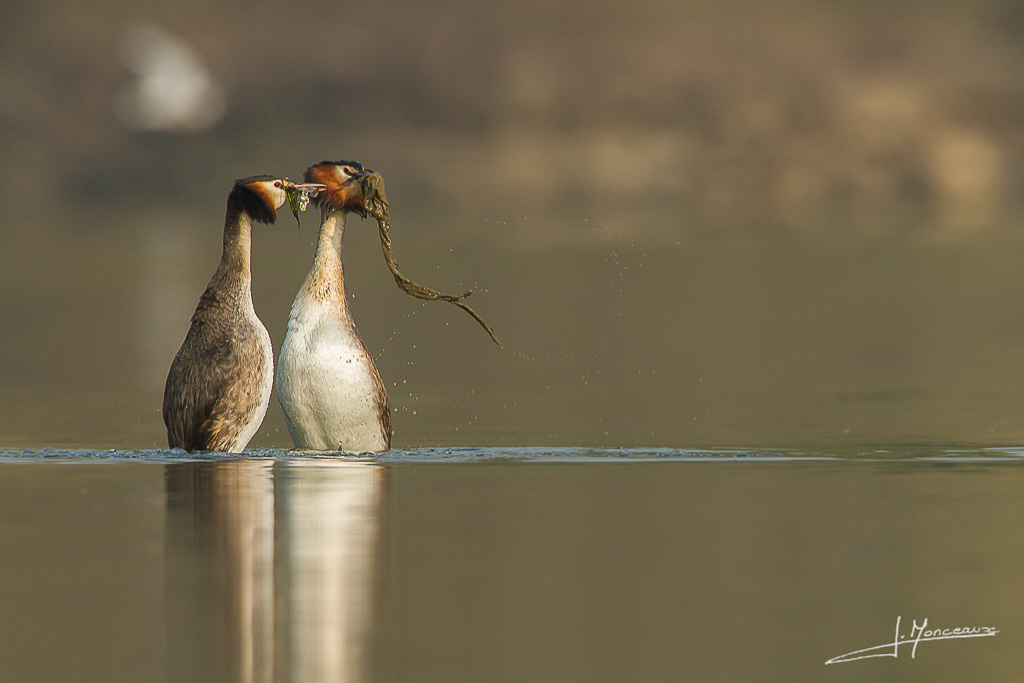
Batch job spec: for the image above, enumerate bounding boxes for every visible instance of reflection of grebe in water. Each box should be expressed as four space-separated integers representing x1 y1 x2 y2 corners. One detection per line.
162 176 321 453
163 459 385 681
277 161 391 453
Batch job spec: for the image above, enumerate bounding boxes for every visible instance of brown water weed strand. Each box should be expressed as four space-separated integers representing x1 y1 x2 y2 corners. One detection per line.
363 172 502 346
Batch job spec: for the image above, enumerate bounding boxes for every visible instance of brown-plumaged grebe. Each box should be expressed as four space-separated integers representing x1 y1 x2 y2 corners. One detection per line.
162 175 322 452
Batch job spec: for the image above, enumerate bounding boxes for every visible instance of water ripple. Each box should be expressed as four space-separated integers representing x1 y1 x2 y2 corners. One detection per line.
2 445 1024 463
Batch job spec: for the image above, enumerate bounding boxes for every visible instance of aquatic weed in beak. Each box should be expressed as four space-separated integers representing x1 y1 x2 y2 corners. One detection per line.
286 186 303 226
285 183 325 227
361 171 502 347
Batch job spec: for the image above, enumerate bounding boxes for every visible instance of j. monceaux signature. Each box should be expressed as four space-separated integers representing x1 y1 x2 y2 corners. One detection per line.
826 616 999 665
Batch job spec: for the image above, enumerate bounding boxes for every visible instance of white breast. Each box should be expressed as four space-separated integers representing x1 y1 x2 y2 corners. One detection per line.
277 297 387 452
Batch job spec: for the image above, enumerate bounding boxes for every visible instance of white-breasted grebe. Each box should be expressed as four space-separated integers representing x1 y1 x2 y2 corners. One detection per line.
276 161 391 453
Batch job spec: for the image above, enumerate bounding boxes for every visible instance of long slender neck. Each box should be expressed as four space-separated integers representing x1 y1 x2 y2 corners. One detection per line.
209 205 254 298
302 208 349 310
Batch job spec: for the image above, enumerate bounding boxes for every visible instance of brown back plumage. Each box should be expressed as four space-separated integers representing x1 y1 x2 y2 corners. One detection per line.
162 293 269 451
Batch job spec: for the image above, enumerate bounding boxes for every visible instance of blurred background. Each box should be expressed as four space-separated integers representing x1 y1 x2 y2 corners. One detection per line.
4 0 1024 449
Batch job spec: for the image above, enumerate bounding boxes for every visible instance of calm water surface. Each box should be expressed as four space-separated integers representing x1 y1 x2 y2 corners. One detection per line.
1 447 1021 683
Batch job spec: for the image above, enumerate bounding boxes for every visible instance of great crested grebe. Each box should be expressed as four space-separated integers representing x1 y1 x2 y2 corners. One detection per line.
162 175 322 453
276 160 391 453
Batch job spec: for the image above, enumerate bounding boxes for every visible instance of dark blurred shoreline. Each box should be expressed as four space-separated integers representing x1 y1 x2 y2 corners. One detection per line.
3 0 1024 242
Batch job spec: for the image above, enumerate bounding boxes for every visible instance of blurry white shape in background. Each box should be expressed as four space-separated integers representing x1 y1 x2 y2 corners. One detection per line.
116 22 226 132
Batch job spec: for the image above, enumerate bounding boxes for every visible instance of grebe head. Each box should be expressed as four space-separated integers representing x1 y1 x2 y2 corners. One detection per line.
232 176 325 225
304 160 372 216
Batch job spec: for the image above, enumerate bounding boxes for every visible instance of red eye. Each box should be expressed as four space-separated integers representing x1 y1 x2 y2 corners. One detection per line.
274 181 282 187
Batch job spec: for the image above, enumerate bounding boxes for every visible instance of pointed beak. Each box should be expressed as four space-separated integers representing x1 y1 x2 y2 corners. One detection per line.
284 182 327 226
293 182 328 194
